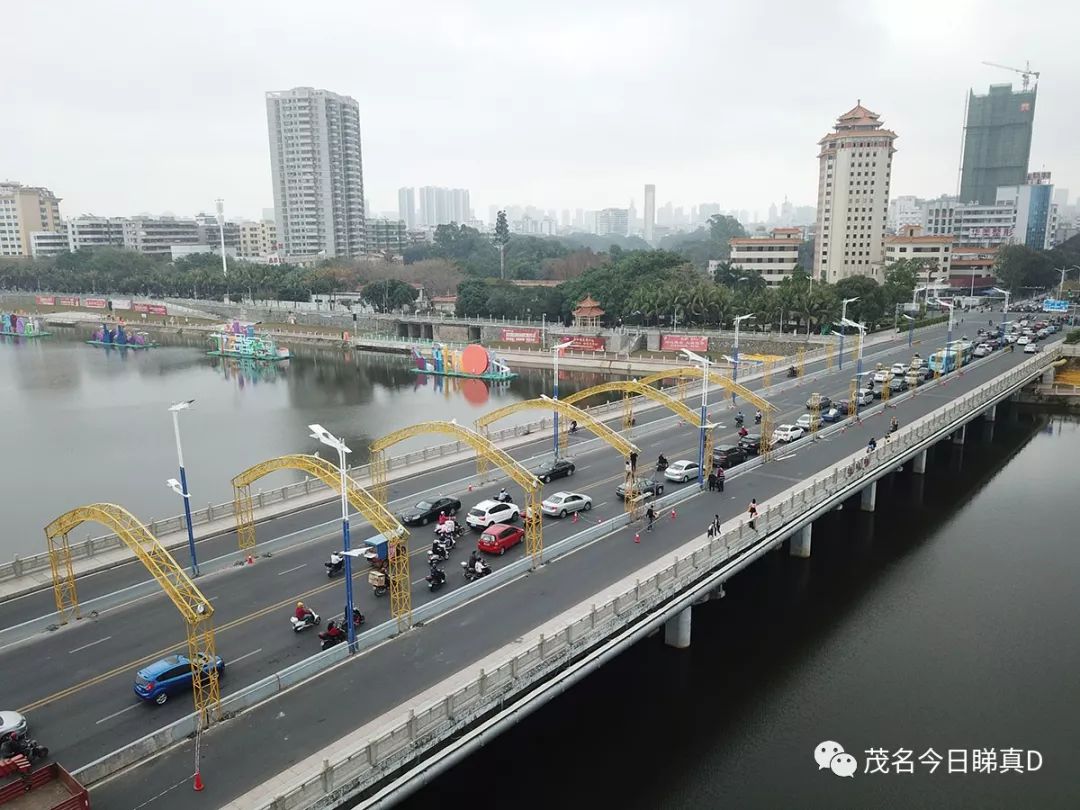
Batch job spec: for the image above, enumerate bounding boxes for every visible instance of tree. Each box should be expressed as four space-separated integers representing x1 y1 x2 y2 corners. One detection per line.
361 279 417 312
494 211 510 280
994 245 1056 293
833 276 886 328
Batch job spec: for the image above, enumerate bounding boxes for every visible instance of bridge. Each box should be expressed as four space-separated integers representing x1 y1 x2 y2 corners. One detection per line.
0 320 1062 809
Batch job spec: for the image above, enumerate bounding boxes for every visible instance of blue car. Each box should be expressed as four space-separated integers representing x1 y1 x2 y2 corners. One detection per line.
134 653 225 705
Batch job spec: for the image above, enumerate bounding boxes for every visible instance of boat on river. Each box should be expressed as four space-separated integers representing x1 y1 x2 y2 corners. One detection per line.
207 325 290 361
87 322 155 348
0 312 50 338
410 344 516 381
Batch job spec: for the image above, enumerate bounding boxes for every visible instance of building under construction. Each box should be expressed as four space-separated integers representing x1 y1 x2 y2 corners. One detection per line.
959 83 1037 205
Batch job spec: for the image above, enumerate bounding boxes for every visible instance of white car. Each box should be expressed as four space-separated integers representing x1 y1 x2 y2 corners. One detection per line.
663 460 700 483
1016 335 1030 345
771 424 805 444
1004 333 1018 344
855 389 875 406
890 363 907 376
465 499 521 530
540 491 593 518
873 369 890 383
795 413 816 431
0 710 27 738
1024 343 1039 354
973 344 991 357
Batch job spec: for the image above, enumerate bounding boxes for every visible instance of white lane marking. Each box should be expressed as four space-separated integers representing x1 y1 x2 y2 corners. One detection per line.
69 635 112 654
95 703 139 725
229 647 263 666
276 564 307 576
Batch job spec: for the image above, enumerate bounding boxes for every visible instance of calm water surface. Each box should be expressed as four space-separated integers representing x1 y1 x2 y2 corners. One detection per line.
398 413 1080 810
0 330 613 557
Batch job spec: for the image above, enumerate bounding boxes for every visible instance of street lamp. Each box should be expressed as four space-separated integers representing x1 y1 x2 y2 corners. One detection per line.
839 297 859 370
731 313 755 403
933 299 955 359
308 424 357 649
681 348 715 488
168 400 199 577
902 314 915 348
838 318 867 416
1057 265 1080 301
989 286 1011 329
551 340 574 456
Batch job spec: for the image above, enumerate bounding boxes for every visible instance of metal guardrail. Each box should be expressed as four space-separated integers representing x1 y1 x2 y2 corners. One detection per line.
72 347 1059 794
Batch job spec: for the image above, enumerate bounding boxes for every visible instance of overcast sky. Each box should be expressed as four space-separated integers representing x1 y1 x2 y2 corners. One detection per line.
5 0 1076 223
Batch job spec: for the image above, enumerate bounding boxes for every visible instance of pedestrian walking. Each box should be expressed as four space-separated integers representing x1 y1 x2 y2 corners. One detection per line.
707 522 715 539
713 514 721 535
747 498 758 531
707 470 716 491
646 504 656 532
716 466 725 492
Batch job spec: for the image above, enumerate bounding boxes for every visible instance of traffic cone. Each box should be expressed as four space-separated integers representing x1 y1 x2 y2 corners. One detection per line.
193 771 204 792
246 555 254 565
468 484 473 492
634 533 640 544
572 512 579 523
670 509 677 520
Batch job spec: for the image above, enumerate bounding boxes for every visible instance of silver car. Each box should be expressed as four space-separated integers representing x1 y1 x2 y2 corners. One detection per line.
540 491 593 518
0 710 27 738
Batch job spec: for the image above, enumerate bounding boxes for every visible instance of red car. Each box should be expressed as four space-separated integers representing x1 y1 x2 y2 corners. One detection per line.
477 523 524 555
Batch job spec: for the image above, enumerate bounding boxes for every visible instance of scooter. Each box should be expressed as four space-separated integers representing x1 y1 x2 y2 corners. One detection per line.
426 564 447 592
656 458 669 473
433 525 461 546
318 628 348 650
754 413 762 425
734 414 744 427
344 607 365 628
290 610 321 632
428 543 450 565
462 559 492 582
324 553 344 578
494 491 513 504
788 366 798 378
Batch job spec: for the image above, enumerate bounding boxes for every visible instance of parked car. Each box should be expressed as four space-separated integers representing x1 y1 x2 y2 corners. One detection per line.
1024 342 1039 354
664 460 700 483
0 710 27 738
805 394 832 410
477 523 524 555
712 444 747 469
466 499 520 530
533 457 575 484
616 477 665 501
398 495 461 526
540 491 593 518
737 433 762 454
771 424 805 444
887 377 908 394
135 653 225 706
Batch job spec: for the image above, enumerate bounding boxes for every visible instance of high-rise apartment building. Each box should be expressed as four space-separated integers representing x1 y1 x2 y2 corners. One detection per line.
122 217 201 256
0 182 63 257
266 87 366 260
366 218 408 254
238 219 280 259
813 102 897 283
416 187 470 227
643 184 655 242
729 228 804 286
595 208 629 237
397 188 416 229
959 83 1036 205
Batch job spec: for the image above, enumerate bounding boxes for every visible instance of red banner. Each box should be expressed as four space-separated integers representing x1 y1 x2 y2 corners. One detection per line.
660 334 709 352
499 327 540 344
84 298 107 309
35 295 55 306
565 335 606 351
58 296 80 307
133 302 168 316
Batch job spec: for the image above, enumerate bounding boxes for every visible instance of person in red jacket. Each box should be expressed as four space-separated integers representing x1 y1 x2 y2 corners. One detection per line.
295 601 311 622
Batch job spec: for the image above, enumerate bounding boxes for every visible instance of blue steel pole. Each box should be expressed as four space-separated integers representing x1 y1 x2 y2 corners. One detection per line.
552 349 560 457
838 327 845 370
698 359 708 488
339 453 356 650
178 465 199 577
908 316 914 348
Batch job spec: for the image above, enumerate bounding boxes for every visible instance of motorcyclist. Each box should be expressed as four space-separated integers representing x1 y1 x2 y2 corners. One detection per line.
327 551 344 572
429 562 446 584
754 410 762 424
498 487 510 502
431 538 448 560
735 410 744 425
436 516 456 538
569 419 578 434
294 601 312 622
468 550 480 572
324 620 345 640
788 365 798 377
474 557 488 576
437 511 448 526
738 426 749 438
656 453 668 470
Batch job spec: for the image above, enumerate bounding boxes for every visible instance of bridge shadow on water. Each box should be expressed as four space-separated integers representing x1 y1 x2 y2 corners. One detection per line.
388 411 1070 810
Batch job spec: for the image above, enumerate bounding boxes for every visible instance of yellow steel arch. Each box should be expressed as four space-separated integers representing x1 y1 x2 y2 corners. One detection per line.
563 380 700 426
369 421 545 565
45 504 220 723
232 454 411 627
639 366 777 453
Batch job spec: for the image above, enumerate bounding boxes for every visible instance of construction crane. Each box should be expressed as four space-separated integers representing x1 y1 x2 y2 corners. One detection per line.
981 60 1040 91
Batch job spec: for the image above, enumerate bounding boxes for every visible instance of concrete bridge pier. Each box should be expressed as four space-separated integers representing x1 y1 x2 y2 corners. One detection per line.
860 480 877 512
983 421 995 443
952 424 967 445
664 606 692 649
1042 368 1055 385
790 523 812 558
910 475 925 506
984 403 997 422
912 449 927 475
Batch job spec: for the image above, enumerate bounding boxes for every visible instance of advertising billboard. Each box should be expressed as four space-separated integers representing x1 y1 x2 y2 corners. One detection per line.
1042 299 1069 313
133 302 168 315
499 327 540 344
565 335 606 351
660 334 709 352
34 295 55 306
57 296 80 307
84 298 108 309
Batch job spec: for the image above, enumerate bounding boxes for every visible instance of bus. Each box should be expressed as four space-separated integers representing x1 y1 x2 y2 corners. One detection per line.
928 342 973 374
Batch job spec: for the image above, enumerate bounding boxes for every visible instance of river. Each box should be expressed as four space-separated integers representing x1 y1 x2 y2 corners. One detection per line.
396 412 1080 809
0 330 617 558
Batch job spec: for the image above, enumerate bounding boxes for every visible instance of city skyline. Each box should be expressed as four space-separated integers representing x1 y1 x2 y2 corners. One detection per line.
3 2 1078 223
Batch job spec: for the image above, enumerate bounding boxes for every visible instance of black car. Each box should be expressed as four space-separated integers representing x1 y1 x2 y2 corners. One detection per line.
737 434 761 455
615 477 664 500
534 458 575 483
712 444 747 469
887 378 908 394
398 495 462 526
805 394 832 411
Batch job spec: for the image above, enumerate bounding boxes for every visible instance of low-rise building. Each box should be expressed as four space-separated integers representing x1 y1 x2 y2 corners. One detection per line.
30 230 70 257
238 219 279 259
122 217 201 255
948 245 998 293
67 216 127 251
729 227 803 286
883 225 952 286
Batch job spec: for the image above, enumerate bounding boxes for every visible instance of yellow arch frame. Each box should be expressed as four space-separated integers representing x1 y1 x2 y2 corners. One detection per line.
369 421 545 565
232 454 411 627
45 504 220 723
639 366 778 453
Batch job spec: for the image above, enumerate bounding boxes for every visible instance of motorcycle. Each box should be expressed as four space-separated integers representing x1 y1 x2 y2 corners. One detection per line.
428 542 450 565
324 554 345 578
462 559 492 582
370 570 389 597
734 414 744 427
426 564 447 592
0 733 48 762
494 491 513 504
754 412 762 425
787 366 798 378
656 457 669 473
344 607 365 628
318 628 348 650
290 610 321 632
433 525 461 546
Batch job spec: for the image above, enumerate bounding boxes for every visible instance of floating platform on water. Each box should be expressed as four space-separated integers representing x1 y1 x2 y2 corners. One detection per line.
409 367 517 382
207 348 290 361
86 339 156 349
1 329 51 338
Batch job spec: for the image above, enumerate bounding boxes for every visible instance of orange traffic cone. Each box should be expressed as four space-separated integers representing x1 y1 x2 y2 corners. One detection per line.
572 512 579 523
634 533 640 544
193 771 204 792
670 509 677 520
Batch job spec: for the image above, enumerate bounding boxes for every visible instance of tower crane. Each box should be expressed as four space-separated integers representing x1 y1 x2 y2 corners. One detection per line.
981 60 1040 91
